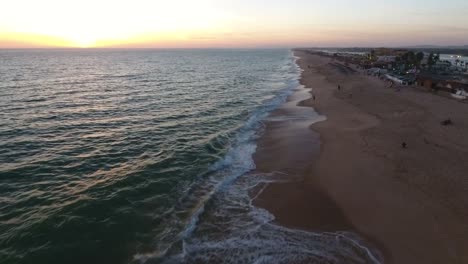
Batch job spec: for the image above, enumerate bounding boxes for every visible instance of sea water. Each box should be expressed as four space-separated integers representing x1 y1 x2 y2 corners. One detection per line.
0 49 380 264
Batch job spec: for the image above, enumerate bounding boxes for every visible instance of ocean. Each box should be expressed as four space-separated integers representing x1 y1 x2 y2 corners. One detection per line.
0 49 380 264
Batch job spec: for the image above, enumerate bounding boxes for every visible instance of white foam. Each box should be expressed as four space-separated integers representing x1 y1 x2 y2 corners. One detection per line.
161 173 383 264
134 51 382 264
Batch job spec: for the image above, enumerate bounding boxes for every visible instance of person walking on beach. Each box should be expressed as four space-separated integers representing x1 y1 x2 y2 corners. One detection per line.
338 85 341 91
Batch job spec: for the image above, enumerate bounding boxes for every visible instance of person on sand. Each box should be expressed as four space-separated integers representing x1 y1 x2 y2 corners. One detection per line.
441 119 453 126
313 94 316 100
338 85 341 91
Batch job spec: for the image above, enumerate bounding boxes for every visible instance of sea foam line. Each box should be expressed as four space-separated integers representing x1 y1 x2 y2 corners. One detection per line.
138 50 383 264
179 51 300 241
133 51 300 263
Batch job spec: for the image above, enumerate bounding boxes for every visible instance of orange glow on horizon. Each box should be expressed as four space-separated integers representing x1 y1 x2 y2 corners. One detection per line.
1 0 467 48
0 29 320 49
0 32 77 48
0 0 240 48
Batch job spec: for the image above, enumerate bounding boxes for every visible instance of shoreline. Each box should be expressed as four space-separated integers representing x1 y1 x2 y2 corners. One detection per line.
253 49 468 263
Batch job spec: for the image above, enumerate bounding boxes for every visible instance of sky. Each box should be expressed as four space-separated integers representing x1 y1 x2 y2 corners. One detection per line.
1 0 468 48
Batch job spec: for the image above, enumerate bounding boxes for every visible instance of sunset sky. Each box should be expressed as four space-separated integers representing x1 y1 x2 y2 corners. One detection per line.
1 0 468 48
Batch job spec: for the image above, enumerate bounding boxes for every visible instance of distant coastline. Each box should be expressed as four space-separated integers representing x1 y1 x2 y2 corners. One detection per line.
302 46 468 56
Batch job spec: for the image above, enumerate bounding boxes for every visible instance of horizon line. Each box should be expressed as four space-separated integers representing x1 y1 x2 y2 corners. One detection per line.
1 45 468 50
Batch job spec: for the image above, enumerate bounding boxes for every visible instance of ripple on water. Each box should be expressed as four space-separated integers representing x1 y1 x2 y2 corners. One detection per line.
0 49 380 264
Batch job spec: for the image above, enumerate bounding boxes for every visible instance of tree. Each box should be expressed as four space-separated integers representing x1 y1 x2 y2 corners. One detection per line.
416 52 425 68
407 51 416 66
401 52 408 62
427 53 436 70
369 50 376 61
398 51 418 70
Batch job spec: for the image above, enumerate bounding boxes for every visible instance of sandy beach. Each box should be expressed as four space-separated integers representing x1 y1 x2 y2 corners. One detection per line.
253 50 468 263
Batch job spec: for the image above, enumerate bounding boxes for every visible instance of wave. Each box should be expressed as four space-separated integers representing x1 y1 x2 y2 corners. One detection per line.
132 51 382 264
132 52 298 263
158 171 382 264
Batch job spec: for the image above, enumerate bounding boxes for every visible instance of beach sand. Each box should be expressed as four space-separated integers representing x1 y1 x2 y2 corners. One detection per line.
253 50 468 263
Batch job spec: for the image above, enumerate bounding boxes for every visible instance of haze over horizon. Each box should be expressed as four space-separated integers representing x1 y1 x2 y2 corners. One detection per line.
1 0 468 48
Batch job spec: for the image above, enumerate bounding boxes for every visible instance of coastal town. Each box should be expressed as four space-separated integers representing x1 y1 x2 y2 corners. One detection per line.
313 48 468 101
288 49 468 263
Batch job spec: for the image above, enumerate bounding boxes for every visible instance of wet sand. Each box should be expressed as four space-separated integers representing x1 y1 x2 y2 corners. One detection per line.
253 50 468 263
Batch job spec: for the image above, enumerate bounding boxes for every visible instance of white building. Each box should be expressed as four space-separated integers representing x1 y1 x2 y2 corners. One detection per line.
385 74 409 85
377 56 397 62
433 61 452 71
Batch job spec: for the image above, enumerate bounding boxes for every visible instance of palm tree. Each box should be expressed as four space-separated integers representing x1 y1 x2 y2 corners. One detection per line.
416 52 425 68
369 50 376 61
407 51 416 66
427 53 441 71
428 53 435 69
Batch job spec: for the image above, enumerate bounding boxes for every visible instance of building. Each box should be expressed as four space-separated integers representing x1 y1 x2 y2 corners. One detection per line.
433 61 452 71
385 74 414 85
450 80 468 92
373 48 408 56
377 56 397 63
416 73 468 92
416 74 447 90
368 68 388 76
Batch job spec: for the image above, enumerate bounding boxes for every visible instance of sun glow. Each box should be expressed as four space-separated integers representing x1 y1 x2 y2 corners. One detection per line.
1 0 467 48
0 0 235 48
70 36 96 48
